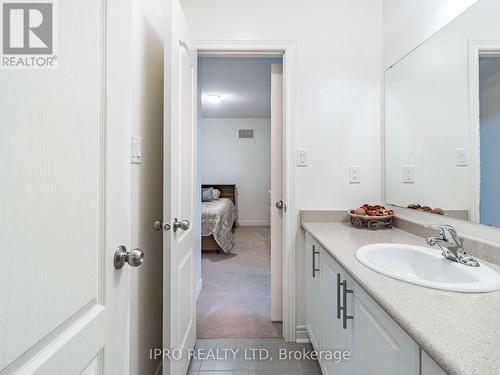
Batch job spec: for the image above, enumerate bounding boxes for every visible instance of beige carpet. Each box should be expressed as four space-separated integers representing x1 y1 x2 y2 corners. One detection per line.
197 226 283 339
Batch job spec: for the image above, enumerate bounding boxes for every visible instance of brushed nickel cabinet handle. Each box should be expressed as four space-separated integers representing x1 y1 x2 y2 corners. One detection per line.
342 279 354 329
337 273 342 319
312 245 320 278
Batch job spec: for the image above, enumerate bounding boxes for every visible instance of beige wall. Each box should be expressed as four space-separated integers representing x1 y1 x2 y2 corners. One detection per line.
130 0 165 373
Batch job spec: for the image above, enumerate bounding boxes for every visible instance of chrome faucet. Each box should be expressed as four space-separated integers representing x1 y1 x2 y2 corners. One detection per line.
425 224 480 267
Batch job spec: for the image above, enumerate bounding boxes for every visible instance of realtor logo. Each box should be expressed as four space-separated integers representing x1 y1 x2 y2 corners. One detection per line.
1 1 57 68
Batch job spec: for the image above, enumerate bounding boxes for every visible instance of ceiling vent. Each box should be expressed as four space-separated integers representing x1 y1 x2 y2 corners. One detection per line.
238 129 255 139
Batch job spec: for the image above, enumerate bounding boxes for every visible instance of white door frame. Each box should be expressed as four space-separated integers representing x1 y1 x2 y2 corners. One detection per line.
196 40 297 341
468 41 500 223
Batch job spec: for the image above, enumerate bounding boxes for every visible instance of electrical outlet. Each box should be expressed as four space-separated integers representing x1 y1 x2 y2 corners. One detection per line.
402 166 415 183
349 165 361 183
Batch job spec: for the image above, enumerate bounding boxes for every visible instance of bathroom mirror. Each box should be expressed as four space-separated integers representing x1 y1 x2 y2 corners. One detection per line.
385 0 500 228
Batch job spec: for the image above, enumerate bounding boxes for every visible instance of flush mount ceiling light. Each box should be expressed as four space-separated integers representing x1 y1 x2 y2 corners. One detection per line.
204 93 223 104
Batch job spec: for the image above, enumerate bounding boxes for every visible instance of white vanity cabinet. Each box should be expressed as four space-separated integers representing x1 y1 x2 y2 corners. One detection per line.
305 233 421 375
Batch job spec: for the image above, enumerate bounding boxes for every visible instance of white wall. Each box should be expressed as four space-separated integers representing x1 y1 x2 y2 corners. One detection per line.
181 0 383 330
383 0 478 69
130 0 164 373
201 118 271 226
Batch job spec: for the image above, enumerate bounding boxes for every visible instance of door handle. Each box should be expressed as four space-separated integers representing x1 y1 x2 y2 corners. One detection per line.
153 220 171 231
276 200 284 210
114 245 144 269
173 218 190 232
312 245 320 278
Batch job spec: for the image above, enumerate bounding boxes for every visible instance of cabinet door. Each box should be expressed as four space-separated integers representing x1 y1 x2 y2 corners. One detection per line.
422 351 447 375
305 234 313 331
305 236 322 349
351 286 419 375
305 236 321 349
321 251 354 375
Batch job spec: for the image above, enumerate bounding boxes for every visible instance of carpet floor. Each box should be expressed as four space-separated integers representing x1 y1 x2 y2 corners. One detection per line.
196 226 283 339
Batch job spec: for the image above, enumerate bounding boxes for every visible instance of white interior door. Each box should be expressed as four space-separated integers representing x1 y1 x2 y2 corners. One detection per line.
163 0 197 374
0 0 132 374
270 63 284 322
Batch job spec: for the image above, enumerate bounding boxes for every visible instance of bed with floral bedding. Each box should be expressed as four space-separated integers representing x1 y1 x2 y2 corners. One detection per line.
201 184 237 253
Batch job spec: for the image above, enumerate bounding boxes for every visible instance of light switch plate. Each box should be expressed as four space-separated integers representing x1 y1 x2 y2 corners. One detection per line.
402 165 415 183
456 149 468 166
297 149 308 167
131 135 142 164
349 165 361 183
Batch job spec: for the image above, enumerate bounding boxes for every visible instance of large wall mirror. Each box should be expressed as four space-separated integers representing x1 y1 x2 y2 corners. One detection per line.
385 0 500 228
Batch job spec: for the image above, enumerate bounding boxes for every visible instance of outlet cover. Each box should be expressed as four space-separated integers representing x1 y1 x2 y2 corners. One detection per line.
402 166 415 183
131 135 142 164
456 149 468 166
297 149 308 167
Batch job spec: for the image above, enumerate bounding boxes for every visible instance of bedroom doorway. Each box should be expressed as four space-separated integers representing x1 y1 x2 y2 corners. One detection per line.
195 53 285 339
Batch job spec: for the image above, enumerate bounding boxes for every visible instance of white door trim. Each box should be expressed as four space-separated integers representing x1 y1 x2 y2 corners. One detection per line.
196 39 297 342
468 41 500 223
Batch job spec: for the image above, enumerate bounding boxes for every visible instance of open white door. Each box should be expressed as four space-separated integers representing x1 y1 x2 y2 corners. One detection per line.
271 63 284 322
163 0 197 374
0 0 132 374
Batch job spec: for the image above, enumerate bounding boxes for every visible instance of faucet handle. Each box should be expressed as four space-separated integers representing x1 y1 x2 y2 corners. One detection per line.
425 224 457 237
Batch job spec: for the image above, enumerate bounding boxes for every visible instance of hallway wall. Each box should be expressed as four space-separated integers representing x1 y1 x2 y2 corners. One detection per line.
130 0 165 373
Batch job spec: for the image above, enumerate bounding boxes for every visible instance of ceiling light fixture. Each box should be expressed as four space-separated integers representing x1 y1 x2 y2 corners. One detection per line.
204 93 223 104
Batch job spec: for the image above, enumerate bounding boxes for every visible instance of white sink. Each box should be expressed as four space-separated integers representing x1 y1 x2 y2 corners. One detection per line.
356 243 500 293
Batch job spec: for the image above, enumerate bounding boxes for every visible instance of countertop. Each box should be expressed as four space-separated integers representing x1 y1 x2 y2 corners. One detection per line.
301 221 500 375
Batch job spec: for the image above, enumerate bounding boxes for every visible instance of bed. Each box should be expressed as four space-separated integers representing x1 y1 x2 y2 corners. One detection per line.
201 184 237 253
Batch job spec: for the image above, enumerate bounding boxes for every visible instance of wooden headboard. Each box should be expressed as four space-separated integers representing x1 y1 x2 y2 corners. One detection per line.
202 184 236 205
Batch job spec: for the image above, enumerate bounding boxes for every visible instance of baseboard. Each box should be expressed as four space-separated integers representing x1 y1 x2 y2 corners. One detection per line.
196 278 203 300
295 325 310 343
238 220 271 227
154 361 162 375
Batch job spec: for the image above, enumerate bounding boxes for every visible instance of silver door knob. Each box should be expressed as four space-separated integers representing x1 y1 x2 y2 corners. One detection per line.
173 218 190 232
276 200 284 210
114 245 144 269
153 220 171 231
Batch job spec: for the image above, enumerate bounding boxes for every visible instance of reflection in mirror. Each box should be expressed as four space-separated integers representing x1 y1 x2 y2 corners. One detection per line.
479 56 500 227
385 0 500 228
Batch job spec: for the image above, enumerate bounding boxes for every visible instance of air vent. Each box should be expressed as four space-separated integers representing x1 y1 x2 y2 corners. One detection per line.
239 129 255 139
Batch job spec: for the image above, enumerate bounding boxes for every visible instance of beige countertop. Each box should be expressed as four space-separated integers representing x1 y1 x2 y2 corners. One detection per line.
301 221 500 375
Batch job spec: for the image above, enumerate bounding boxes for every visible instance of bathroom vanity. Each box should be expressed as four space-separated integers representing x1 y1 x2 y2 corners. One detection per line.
301 215 500 375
